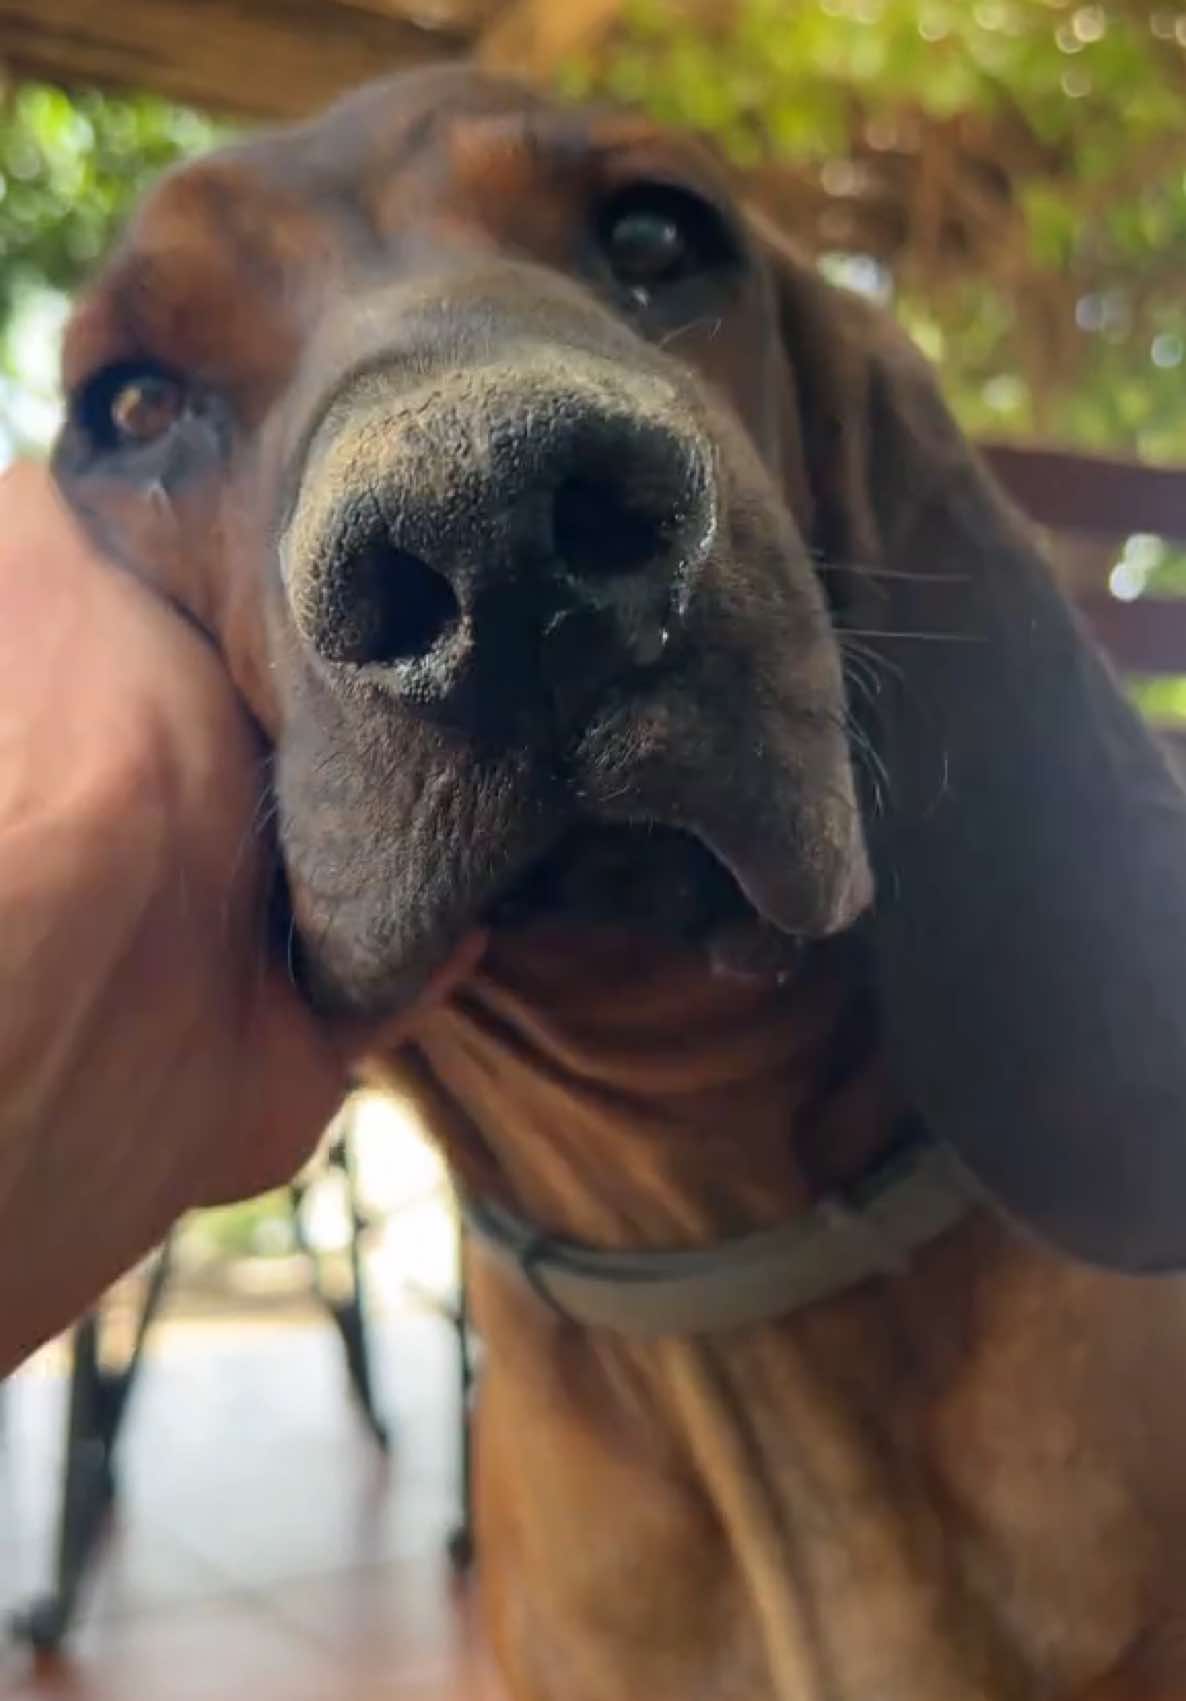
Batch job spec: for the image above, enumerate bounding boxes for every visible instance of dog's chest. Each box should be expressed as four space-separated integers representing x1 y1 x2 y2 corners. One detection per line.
393 942 1183 1700
470 1240 1172 1701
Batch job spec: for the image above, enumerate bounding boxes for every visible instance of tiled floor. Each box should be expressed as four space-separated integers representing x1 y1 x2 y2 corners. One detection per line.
0 1312 503 1700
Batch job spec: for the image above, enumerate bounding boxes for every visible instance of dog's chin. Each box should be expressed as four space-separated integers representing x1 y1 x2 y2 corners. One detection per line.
286 814 869 1024
483 824 810 982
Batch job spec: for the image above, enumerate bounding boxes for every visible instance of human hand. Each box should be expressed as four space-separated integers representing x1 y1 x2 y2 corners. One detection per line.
0 462 476 1368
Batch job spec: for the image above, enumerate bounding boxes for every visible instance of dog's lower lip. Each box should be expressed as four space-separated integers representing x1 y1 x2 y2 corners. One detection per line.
477 819 806 983
706 915 804 982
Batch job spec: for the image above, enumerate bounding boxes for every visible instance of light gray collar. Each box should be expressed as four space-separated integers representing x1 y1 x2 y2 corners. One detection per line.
463 1138 971 1340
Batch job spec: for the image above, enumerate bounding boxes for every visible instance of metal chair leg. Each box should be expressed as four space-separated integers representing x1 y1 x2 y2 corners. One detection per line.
291 1130 389 1450
334 1133 388 1448
10 1240 173 1653
446 1227 476 1571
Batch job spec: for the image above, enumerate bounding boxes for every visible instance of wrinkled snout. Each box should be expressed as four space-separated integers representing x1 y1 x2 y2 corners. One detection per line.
283 350 716 738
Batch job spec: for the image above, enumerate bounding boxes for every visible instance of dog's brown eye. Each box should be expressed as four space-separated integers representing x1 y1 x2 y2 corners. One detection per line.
109 373 186 445
606 209 688 288
599 185 737 301
76 361 192 453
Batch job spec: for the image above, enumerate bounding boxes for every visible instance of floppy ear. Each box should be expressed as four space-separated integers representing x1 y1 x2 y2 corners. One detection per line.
759 218 1186 1271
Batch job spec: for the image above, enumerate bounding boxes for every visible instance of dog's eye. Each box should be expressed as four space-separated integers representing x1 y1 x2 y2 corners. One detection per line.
78 362 189 451
600 186 735 300
111 373 185 444
606 208 686 286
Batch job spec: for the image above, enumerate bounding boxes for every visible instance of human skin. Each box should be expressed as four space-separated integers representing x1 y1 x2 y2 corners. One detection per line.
0 461 475 1370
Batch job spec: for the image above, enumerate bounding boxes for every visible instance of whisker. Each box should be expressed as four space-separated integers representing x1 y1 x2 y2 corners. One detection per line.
224 761 280 904
247 788 280 843
839 632 904 686
658 315 723 350
841 649 885 704
838 627 985 645
285 912 300 990
923 747 954 819
813 560 970 585
842 638 955 818
846 717 891 818
799 699 891 821
849 744 884 819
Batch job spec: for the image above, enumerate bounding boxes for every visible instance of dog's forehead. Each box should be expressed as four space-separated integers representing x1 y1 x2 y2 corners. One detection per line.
62 66 751 410
226 69 655 210
190 66 723 247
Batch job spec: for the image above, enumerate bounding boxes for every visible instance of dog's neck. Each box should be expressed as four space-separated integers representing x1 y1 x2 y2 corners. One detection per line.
406 926 901 1251
392 928 1174 1701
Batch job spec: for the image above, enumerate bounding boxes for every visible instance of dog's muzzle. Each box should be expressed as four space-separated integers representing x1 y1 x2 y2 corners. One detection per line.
282 351 716 742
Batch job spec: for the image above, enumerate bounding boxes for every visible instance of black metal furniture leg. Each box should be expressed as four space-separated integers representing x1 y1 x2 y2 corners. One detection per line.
10 1240 173 1653
447 1232 476 1571
330 1133 388 1448
292 1132 389 1450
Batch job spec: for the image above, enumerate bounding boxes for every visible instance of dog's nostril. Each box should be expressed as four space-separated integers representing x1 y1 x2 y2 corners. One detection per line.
324 537 459 666
552 474 673 580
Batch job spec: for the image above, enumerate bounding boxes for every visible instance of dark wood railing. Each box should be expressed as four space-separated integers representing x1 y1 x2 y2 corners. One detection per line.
983 441 1186 681
979 440 1186 767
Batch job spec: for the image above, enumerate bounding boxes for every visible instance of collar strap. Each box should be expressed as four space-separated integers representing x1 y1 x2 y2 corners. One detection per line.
463 1138 971 1340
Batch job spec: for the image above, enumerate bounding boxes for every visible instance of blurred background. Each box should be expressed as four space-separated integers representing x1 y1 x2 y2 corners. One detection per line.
3 4 1186 1696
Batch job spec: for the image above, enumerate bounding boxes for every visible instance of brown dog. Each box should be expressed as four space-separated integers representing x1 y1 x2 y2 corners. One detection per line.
54 66 1186 1699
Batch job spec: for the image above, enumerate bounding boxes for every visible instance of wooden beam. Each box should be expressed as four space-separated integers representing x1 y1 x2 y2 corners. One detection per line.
0 0 471 120
477 0 622 76
1078 596 1186 677
983 440 1186 545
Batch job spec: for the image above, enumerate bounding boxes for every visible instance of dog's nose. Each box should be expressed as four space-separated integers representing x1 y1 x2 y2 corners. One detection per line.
285 362 714 735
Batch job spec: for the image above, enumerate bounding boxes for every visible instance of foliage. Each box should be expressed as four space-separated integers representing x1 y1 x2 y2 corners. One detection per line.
183 1190 295 1260
0 83 218 306
0 83 223 453
569 0 1186 470
1131 675 1186 719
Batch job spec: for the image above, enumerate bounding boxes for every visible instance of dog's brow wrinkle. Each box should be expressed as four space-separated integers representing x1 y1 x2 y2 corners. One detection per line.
524 109 605 174
398 106 445 167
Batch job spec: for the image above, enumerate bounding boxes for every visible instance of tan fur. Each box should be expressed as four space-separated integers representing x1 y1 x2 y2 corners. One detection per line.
384 931 1186 1699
